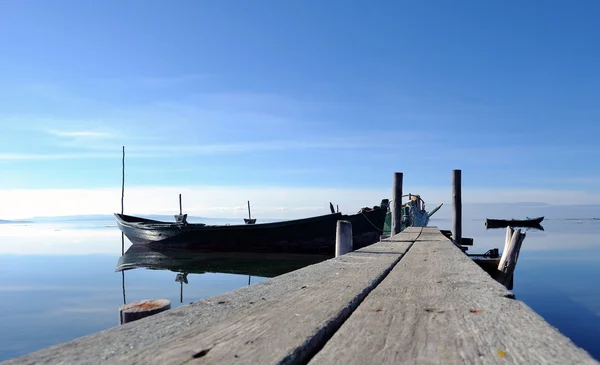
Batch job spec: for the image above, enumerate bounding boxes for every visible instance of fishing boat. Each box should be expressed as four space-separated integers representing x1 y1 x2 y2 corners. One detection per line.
114 199 389 254
382 194 443 235
484 216 544 229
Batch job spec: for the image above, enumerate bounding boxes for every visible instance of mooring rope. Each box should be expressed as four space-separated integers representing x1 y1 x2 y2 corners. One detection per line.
360 211 384 232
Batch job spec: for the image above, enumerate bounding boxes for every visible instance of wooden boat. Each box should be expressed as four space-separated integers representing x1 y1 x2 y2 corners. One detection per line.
382 194 443 235
484 216 544 229
114 199 389 254
115 245 330 277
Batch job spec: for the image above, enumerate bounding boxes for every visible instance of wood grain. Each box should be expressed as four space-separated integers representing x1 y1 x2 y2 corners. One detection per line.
308 229 597 365
104 233 419 364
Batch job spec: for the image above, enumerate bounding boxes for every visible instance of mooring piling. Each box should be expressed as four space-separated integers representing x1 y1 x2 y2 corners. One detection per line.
119 299 171 325
391 172 403 236
452 169 462 245
498 227 526 289
335 220 353 257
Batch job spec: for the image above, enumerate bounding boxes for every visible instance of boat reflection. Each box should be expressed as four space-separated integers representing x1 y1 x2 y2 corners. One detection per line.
116 245 331 303
485 223 545 232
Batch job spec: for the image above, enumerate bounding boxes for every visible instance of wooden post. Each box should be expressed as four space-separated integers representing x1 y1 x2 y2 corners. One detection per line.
391 172 403 236
497 229 526 289
179 194 183 215
121 270 126 305
503 226 515 257
119 299 171 325
452 169 462 245
247 200 252 220
335 220 353 257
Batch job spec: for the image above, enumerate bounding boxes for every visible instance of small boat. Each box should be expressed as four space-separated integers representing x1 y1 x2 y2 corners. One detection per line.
485 216 544 228
114 199 389 254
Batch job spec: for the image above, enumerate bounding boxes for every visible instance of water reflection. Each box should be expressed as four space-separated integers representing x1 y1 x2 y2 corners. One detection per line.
115 245 331 303
485 223 545 232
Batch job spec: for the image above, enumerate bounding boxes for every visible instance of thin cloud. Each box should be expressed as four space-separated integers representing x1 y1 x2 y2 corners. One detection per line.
0 153 120 161
0 138 392 161
47 130 112 138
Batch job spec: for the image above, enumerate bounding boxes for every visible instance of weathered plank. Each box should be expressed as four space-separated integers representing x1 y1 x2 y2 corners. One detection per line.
309 228 597 365
107 239 415 364
4 231 420 365
383 227 421 242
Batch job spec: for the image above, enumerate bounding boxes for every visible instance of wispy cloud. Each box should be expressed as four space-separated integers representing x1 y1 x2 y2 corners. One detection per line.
47 130 112 138
0 138 399 161
0 152 120 161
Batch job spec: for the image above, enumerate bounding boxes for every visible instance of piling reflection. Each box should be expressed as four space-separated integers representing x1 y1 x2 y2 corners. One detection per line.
116 245 331 303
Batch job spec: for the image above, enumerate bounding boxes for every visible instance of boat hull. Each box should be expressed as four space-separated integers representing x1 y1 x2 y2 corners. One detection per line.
484 216 544 228
115 209 387 254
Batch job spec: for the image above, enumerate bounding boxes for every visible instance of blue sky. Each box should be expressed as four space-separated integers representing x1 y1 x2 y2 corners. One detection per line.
1 1 600 218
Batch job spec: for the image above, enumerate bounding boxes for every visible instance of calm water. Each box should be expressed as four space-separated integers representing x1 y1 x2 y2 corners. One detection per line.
1 218 600 361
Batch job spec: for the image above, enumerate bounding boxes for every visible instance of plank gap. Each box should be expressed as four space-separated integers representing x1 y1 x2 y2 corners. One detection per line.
293 230 422 365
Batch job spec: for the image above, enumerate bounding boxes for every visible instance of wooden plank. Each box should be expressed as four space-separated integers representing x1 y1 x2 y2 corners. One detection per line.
309 232 597 365
383 227 422 242
414 226 449 241
105 239 414 365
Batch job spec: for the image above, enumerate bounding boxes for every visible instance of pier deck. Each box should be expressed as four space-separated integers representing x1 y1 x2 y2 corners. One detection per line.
4 227 597 365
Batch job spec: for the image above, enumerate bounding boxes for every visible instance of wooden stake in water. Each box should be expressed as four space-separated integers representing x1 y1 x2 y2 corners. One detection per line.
496 228 526 289
119 299 171 325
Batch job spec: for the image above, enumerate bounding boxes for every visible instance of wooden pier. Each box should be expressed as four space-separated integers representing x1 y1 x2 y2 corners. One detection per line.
4 227 597 365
